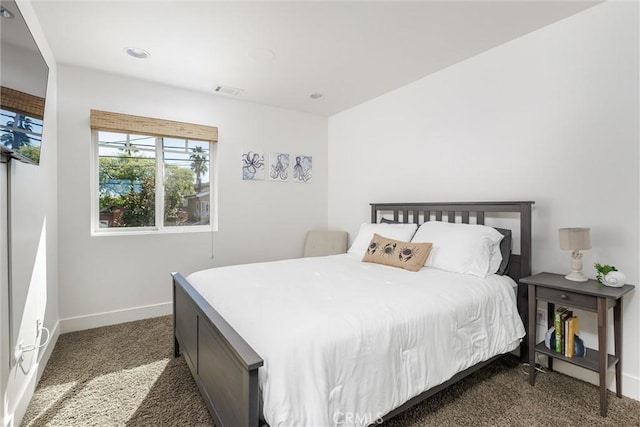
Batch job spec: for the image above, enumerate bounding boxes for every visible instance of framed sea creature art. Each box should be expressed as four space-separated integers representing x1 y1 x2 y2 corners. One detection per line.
292 154 312 183
241 151 265 180
269 152 289 182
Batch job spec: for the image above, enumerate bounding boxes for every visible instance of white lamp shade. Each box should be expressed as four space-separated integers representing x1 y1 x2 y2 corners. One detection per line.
559 227 591 251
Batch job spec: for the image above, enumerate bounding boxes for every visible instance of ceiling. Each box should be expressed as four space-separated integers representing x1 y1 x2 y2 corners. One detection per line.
2 0 38 52
31 1 598 116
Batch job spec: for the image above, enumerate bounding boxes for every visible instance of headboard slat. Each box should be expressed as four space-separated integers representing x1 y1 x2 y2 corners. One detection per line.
369 201 533 275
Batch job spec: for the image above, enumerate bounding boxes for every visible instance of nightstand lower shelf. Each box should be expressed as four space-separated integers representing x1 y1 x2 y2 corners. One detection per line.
534 342 619 372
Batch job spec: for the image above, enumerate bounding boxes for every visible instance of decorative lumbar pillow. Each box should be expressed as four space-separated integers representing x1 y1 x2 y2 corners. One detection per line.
348 223 418 255
411 221 504 277
362 234 432 272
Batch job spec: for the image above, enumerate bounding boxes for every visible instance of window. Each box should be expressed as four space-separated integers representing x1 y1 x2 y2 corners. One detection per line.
90 110 217 234
0 87 46 164
0 108 43 163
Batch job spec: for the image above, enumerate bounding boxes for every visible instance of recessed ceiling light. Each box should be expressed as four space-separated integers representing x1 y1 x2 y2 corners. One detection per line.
214 85 244 97
125 47 150 59
309 93 323 100
0 7 14 19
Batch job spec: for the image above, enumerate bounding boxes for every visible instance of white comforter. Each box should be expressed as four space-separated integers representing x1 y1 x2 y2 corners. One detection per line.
187 254 525 427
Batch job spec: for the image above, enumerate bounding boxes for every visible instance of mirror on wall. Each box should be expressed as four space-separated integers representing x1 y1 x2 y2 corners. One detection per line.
0 0 49 165
0 0 50 370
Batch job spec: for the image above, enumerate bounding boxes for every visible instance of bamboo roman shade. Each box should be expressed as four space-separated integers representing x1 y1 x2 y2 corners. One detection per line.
1 86 45 120
90 110 218 142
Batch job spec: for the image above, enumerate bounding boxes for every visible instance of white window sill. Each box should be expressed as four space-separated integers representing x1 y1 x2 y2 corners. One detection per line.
91 226 216 237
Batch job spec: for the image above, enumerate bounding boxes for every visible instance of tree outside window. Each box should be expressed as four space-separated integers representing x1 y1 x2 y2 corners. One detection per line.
96 131 212 230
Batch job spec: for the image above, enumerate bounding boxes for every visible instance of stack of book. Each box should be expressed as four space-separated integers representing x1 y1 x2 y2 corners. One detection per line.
554 307 580 357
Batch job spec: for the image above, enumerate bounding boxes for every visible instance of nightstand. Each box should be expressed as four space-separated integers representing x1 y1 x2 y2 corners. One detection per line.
521 272 634 416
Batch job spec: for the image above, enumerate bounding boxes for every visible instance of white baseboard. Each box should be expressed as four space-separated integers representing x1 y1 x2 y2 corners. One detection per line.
59 302 172 334
36 321 59 381
3 372 37 427
7 320 60 427
545 358 639 401
622 372 640 401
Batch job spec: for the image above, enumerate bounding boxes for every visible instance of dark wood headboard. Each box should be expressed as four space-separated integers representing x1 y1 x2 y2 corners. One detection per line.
370 201 534 360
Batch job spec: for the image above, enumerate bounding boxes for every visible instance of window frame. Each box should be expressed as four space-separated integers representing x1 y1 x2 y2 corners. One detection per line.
90 129 216 236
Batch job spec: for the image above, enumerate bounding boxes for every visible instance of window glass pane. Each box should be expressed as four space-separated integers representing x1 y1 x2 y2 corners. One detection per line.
162 138 210 226
0 109 43 164
98 131 156 228
97 132 156 155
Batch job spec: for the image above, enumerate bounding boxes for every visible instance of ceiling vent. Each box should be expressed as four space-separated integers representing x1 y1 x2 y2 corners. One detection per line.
214 85 243 96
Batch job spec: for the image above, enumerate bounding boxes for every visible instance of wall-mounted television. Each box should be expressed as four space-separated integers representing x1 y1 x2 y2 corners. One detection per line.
0 0 49 165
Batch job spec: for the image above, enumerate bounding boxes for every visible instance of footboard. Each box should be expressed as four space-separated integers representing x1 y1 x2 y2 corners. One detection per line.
172 272 263 427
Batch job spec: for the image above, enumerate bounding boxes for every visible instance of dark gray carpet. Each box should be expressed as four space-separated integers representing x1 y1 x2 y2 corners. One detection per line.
22 316 640 426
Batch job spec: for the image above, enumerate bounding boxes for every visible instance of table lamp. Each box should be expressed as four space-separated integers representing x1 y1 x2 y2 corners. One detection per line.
559 227 591 282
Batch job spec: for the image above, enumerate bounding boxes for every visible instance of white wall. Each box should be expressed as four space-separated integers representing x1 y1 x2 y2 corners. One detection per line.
0 1 59 425
328 2 639 398
57 65 328 331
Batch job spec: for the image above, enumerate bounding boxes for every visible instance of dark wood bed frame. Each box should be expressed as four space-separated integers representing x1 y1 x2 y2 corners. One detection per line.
172 201 534 427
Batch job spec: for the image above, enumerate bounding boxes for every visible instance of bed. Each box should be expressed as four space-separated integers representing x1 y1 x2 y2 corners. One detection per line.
172 201 534 426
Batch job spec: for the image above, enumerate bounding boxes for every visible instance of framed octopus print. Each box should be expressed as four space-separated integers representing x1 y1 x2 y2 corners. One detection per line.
269 152 290 182
241 151 265 180
292 154 312 183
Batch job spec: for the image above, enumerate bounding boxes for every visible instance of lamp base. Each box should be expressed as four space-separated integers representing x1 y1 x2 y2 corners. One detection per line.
566 250 588 282
565 272 588 282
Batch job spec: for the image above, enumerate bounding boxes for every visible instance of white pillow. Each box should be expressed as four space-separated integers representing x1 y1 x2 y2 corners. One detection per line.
411 221 504 277
348 223 418 256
